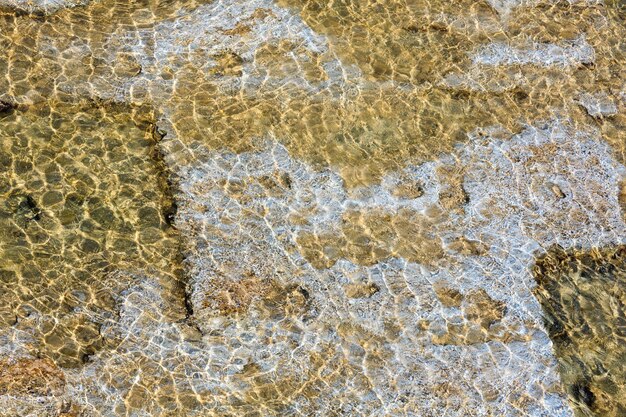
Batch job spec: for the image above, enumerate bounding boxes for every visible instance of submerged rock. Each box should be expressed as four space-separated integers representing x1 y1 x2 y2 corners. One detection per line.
533 245 626 417
168 119 625 416
473 35 595 67
0 100 16 114
576 92 619 119
0 0 89 15
0 357 65 396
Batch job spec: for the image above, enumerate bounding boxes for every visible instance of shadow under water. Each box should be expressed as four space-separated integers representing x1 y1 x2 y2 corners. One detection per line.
533 245 626 417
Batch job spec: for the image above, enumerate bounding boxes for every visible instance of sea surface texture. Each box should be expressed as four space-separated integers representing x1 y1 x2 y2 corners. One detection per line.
0 0 625 416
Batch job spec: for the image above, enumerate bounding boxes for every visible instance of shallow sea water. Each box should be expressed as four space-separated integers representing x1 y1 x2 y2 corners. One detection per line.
0 0 625 416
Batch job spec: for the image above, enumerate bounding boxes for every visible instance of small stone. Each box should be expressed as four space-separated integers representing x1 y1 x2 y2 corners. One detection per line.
392 175 424 199
429 21 449 32
138 227 163 244
41 190 64 207
113 52 142 77
464 289 506 328
576 92 618 119
0 151 12 169
81 238 100 253
434 283 464 308
344 282 380 299
447 236 489 256
210 50 244 77
439 186 469 210
91 206 115 228
551 184 566 199
137 206 161 228
220 22 252 36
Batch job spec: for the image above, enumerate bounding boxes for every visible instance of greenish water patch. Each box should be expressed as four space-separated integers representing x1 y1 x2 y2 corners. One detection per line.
0 102 183 367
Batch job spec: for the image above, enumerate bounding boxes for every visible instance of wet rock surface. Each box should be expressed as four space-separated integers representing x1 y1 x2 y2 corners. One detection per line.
0 0 624 416
0 357 66 396
170 120 625 416
0 0 89 15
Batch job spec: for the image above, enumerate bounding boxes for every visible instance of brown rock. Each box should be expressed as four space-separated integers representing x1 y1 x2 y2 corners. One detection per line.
0 358 66 396
202 272 272 316
113 52 142 77
439 186 469 210
463 289 506 328
447 236 489 256
210 50 244 76
345 282 380 299
434 283 464 308
437 165 469 210
550 183 566 199
220 22 252 36
392 174 424 199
